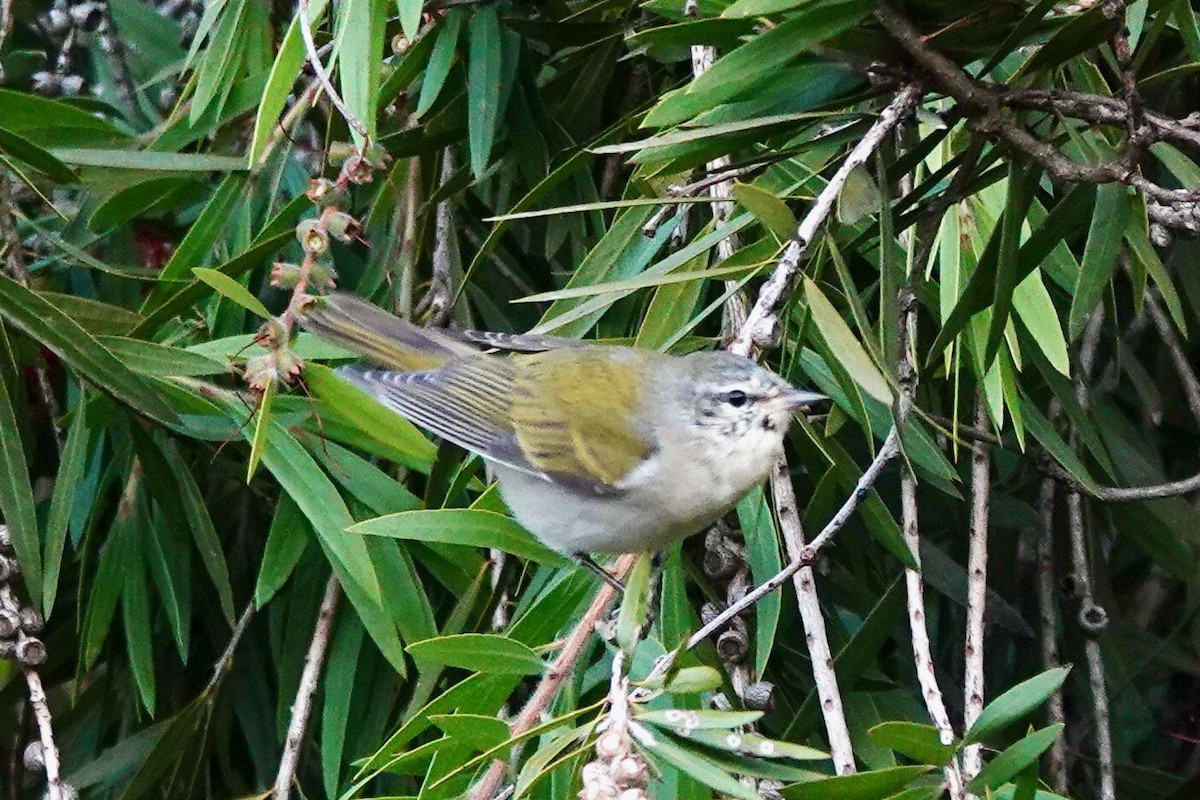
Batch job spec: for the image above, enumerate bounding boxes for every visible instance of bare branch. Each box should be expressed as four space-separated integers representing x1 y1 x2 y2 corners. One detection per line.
273 576 340 800
873 3 1198 211
296 0 369 141
470 555 635 800
962 394 991 792
1036 479 1068 794
895 286 965 800
771 457 855 775
729 84 922 357
0 577 62 800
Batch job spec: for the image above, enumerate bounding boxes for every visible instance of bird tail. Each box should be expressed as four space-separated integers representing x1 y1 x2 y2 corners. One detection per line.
298 293 476 371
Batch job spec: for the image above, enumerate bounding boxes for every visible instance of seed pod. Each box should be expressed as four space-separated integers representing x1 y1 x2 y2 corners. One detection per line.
715 627 749 664
0 608 20 638
17 636 47 667
0 524 12 552
20 607 44 634
743 681 775 711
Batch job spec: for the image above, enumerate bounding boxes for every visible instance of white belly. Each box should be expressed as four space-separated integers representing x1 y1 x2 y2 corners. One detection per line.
489 433 778 554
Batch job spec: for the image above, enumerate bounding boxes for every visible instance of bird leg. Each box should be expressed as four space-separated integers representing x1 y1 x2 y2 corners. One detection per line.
574 553 626 593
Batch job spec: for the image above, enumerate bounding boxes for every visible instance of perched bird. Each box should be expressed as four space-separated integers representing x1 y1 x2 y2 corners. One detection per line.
300 293 824 586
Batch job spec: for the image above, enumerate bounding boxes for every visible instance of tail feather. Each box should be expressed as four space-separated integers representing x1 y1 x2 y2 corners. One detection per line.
298 293 476 371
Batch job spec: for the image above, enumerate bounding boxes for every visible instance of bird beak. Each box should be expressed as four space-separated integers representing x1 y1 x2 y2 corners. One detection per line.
779 388 828 411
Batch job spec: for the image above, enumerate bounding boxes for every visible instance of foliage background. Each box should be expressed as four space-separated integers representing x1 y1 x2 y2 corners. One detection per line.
1 0 1200 798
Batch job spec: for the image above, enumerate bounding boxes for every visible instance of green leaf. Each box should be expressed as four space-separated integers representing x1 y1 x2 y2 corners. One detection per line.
963 667 1070 745
246 379 275 481
351 509 570 567
397 0 423 39
43 396 91 616
335 0 385 143
406 633 544 675
50 148 247 172
739 486 782 675
804 277 893 404
254 493 311 607
322 613 364 799
0 274 177 424
0 89 128 147
192 268 272 319
984 163 1040 367
417 9 464 116
966 725 1065 794
0 328 39 604
732 182 797 240
636 709 764 730
1068 183 1133 339
467 7 503 178
637 730 762 800
867 722 955 766
149 434 236 625
682 0 868 110
617 553 652 655
724 0 818 17
662 665 724 694
98 337 227 377
248 0 331 165
429 713 512 751
0 127 77 182
123 542 157 715
780 765 931 799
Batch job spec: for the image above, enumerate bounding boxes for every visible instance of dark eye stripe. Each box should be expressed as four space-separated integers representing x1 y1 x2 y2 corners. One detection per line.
721 389 748 407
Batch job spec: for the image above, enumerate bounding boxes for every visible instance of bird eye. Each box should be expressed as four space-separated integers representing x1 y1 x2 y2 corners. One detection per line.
721 389 748 407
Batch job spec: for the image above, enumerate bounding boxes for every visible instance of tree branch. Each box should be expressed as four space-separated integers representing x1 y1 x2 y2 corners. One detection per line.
728 84 922 357
962 393 991 793
296 0 369 141
470 555 635 800
273 576 340 800
771 457 855 775
873 3 1198 213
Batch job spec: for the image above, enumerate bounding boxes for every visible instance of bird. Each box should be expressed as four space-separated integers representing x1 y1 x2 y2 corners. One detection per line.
299 293 825 587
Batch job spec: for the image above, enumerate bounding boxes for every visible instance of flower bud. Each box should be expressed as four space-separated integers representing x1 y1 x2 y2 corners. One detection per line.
305 178 340 206
270 261 303 289
23 740 44 770
325 211 360 243
327 141 355 164
295 218 329 256
595 731 624 759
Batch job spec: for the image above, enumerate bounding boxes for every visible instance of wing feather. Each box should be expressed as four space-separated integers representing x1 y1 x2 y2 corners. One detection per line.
339 348 656 493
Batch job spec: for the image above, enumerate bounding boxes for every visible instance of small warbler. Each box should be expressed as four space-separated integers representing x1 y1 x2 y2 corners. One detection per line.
301 294 824 583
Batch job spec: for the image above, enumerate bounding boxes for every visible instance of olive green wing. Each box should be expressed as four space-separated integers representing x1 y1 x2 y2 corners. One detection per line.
339 349 655 492
509 350 656 489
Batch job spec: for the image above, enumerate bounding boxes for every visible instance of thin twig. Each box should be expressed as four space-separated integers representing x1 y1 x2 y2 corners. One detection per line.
423 147 457 327
469 555 635 800
681 429 901 655
896 278 964 798
873 3 1199 214
0 173 63 455
962 393 990 792
0 579 62 800
1036 478 1068 793
273 576 341 800
1066 492 1116 800
208 602 256 692
729 84 922 357
771 457 855 774
296 0 369 140
1143 291 1200 426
